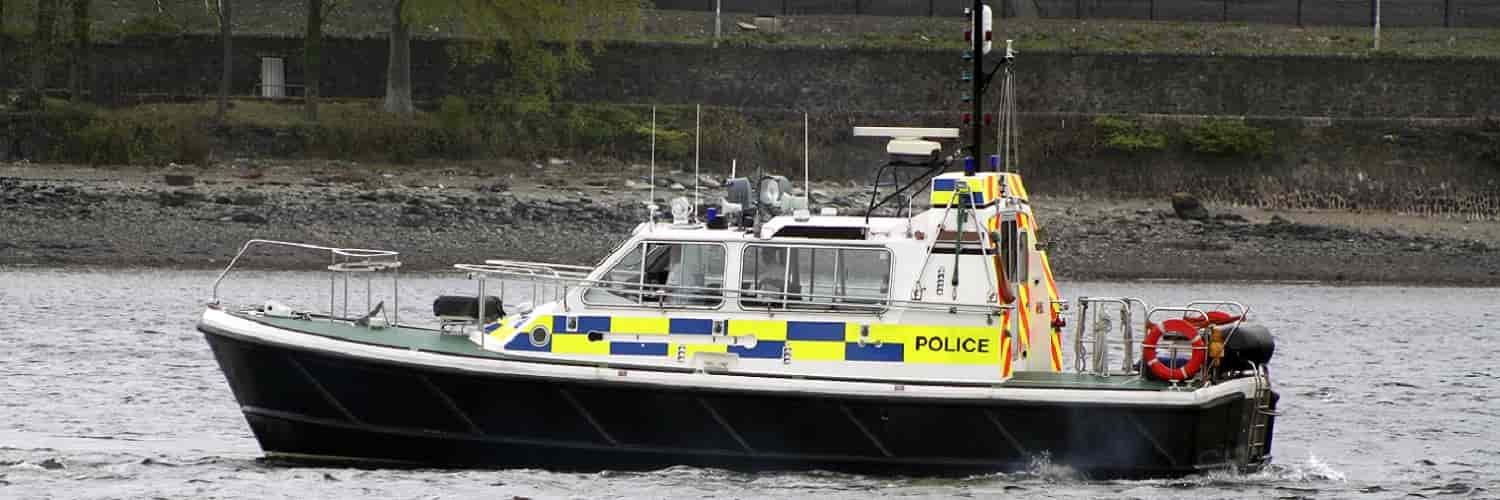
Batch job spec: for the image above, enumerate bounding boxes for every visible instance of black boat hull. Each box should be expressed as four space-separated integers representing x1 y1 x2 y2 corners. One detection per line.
202 323 1274 477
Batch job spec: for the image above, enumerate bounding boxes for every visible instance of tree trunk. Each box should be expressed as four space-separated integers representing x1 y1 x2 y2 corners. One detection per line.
216 0 231 121
304 0 322 121
383 0 413 115
2 0 7 80
69 0 89 102
30 0 59 95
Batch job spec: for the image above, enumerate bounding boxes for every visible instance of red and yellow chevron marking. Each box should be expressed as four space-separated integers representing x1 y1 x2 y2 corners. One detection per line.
985 174 999 203
1041 251 1064 372
1000 309 1014 378
1016 282 1032 356
1004 174 1029 201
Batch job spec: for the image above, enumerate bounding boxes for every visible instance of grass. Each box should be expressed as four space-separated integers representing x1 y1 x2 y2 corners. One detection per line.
690 16 1500 58
19 97 718 166
4 2 1498 58
15 98 885 175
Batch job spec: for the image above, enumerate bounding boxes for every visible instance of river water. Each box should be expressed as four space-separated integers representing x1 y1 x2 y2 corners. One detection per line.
1 269 1496 499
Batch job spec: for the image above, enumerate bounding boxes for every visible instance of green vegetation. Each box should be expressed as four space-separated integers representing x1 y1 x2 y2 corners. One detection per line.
15 99 771 166
698 17 1500 58
1094 115 1167 153
1478 118 1500 168
26 2 1500 58
1185 119 1275 158
106 12 186 39
35 100 213 165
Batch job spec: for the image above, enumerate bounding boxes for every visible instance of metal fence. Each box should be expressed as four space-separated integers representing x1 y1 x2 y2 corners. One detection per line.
651 0 1500 28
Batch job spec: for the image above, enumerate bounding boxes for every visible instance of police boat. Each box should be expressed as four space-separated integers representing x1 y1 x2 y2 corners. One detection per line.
197 9 1277 478
198 163 1278 477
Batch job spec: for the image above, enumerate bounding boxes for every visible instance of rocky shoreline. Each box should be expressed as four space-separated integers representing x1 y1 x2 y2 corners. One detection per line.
2 162 1498 286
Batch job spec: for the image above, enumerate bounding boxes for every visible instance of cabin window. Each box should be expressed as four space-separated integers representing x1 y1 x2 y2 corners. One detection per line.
740 245 890 310
998 219 1027 283
584 242 724 307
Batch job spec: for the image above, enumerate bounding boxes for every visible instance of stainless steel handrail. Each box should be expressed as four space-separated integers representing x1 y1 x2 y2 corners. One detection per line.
1072 296 1152 376
454 263 1013 317
210 239 402 324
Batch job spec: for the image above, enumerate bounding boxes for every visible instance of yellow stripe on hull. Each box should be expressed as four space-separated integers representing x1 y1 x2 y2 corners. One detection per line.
552 333 608 355
787 340 845 361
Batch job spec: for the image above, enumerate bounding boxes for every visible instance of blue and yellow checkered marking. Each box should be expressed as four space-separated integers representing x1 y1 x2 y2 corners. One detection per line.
845 342 904 362
670 318 713 334
493 315 1000 366
930 176 993 207
930 172 1029 207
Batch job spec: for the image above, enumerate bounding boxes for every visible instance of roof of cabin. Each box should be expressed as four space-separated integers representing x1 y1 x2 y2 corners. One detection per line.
630 215 914 244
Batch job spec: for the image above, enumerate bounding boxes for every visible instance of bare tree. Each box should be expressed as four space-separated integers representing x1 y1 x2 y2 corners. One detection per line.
304 0 323 121
2 0 8 81
216 0 231 121
69 0 90 102
383 0 412 115
30 0 60 97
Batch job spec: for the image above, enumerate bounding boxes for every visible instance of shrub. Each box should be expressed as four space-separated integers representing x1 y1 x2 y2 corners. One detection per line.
436 95 472 132
1481 140 1500 168
1186 119 1275 158
75 119 143 165
167 120 214 165
561 105 636 155
110 14 186 40
1094 115 1167 153
636 125 691 161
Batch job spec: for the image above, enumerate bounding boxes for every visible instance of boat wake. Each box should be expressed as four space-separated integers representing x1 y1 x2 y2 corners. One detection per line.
1021 451 1083 481
1260 453 1347 482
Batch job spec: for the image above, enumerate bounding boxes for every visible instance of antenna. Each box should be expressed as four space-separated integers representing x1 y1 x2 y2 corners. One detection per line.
694 104 702 222
1008 41 1020 173
730 158 737 179
803 112 810 201
996 65 1004 172
650 106 657 216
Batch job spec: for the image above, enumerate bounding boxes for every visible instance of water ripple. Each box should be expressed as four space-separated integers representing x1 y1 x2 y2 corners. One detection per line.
2 270 1496 499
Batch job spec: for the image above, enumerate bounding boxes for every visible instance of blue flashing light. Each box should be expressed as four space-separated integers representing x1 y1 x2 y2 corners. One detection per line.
990 154 1000 171
963 156 976 176
706 207 718 223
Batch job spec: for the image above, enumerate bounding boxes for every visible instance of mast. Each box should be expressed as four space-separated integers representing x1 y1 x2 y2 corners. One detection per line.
970 0 985 170
966 4 1012 173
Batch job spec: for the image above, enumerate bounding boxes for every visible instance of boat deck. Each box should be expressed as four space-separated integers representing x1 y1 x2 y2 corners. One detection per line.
243 313 1173 392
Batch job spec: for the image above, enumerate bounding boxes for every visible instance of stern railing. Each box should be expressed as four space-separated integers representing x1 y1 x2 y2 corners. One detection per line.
1072 296 1151 377
1073 297 1250 385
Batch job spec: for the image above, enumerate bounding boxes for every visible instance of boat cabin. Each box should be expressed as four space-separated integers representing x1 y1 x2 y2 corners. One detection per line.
470 163 1068 385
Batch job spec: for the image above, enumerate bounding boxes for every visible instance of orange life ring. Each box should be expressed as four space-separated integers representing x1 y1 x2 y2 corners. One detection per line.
1142 318 1207 381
